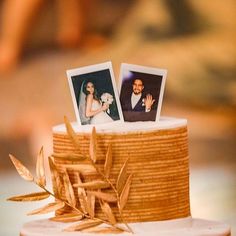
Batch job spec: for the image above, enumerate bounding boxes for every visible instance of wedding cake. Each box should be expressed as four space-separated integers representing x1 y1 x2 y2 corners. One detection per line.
5 60 229 235
19 117 231 236
52 117 190 222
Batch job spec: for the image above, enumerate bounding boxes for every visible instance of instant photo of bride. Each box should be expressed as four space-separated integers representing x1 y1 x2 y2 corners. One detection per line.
67 62 123 125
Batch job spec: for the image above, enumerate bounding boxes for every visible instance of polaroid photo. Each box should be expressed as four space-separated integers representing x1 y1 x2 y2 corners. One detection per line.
119 63 167 122
67 62 123 125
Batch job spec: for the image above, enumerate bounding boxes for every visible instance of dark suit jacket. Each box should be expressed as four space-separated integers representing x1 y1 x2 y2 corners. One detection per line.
120 91 157 122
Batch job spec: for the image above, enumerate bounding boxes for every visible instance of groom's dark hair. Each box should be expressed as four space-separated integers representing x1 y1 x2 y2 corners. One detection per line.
132 78 144 85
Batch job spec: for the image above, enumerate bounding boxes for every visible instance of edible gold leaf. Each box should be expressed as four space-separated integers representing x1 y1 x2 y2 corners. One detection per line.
89 127 97 163
9 154 34 182
82 226 124 234
76 172 87 214
63 219 102 232
87 192 95 219
119 174 133 211
99 200 116 225
81 193 89 215
36 146 46 187
27 201 65 215
104 144 112 178
7 192 50 201
73 180 110 189
116 158 129 194
88 191 117 203
48 156 62 198
63 171 76 207
50 213 83 222
64 164 96 175
64 116 81 151
52 152 86 161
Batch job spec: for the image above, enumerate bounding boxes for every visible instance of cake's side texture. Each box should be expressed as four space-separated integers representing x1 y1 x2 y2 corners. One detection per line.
52 125 190 222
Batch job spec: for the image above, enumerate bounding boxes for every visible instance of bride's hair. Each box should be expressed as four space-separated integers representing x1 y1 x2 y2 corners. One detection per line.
83 80 99 100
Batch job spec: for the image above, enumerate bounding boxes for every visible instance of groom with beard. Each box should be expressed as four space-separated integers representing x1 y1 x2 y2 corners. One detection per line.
120 78 156 121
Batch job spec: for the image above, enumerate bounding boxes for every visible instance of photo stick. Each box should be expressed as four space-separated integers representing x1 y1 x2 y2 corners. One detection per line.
119 63 167 122
67 62 123 125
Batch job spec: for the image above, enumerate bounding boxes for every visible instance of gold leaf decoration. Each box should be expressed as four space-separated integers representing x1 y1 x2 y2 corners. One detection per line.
63 171 76 207
36 146 46 187
48 156 62 198
99 200 116 225
89 127 97 163
75 172 87 214
64 164 96 175
73 180 110 189
81 193 89 215
64 116 81 151
119 174 133 211
52 152 86 161
64 219 102 232
9 154 34 182
8 122 134 234
7 192 50 202
87 192 95 219
27 201 65 215
88 191 117 203
116 158 129 194
104 144 112 178
82 226 124 234
50 213 83 222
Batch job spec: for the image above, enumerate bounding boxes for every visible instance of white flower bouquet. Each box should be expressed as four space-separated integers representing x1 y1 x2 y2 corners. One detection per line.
101 93 114 105
101 93 114 114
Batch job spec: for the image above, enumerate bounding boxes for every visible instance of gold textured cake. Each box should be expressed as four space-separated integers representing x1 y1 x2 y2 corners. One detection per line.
14 117 230 235
52 117 190 223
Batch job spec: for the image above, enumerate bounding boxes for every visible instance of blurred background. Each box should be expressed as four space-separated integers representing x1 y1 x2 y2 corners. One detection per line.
0 0 235 235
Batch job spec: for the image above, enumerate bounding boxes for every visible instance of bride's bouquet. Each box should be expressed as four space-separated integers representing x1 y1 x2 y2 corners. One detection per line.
101 93 114 114
101 93 114 105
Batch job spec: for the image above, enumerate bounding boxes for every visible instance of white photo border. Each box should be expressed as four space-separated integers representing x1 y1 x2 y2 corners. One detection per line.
67 61 124 125
119 63 167 122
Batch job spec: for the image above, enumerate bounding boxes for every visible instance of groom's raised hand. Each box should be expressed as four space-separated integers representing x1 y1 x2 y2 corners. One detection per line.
144 94 155 112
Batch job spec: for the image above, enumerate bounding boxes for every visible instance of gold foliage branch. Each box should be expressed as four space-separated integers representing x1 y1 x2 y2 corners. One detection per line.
7 116 133 234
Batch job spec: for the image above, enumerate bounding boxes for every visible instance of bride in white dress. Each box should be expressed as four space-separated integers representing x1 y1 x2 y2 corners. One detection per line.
79 81 113 125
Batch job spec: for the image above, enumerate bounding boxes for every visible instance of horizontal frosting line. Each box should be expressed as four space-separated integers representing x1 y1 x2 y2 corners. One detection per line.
53 157 189 166
55 163 189 175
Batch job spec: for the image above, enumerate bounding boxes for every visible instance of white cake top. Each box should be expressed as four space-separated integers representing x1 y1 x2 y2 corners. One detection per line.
52 116 187 134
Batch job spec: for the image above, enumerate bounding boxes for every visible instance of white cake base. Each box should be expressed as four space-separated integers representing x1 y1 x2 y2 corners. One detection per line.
20 217 230 236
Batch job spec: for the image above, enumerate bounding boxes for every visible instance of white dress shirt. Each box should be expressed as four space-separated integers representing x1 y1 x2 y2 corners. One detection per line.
131 93 151 112
131 93 141 109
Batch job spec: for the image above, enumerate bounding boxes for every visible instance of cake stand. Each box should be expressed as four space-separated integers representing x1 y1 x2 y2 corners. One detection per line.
20 217 230 236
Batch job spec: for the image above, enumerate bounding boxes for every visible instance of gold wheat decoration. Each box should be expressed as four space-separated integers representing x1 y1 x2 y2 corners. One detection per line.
7 116 133 234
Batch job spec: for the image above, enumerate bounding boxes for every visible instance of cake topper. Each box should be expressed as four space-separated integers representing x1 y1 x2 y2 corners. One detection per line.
67 62 124 125
119 63 167 122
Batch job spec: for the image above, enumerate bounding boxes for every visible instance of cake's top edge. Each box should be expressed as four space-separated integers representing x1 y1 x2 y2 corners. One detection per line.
52 116 187 134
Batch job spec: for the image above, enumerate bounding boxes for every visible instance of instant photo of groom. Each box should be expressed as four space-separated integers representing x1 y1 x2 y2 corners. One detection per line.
119 64 167 122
